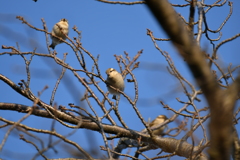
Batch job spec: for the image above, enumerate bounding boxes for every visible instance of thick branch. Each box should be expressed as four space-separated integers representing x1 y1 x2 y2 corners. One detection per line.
144 0 239 160
0 102 206 159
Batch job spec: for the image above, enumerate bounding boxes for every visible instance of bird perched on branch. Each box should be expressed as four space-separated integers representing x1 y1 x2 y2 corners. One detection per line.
141 115 168 136
105 68 125 100
112 115 168 159
50 18 69 49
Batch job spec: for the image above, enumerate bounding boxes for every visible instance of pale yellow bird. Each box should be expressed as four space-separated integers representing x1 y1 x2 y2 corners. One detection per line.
142 115 168 136
50 18 69 49
105 68 125 99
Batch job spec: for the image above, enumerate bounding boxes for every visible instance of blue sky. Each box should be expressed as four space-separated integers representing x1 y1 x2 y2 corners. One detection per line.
0 0 240 159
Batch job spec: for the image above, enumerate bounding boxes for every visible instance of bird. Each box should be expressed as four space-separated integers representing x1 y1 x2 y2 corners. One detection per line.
49 18 69 49
141 115 168 136
105 68 125 100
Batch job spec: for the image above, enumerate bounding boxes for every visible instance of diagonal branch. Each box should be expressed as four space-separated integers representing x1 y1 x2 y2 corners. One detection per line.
0 101 208 159
144 0 239 160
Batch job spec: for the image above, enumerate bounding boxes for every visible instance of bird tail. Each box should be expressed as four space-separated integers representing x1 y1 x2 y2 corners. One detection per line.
49 43 55 49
